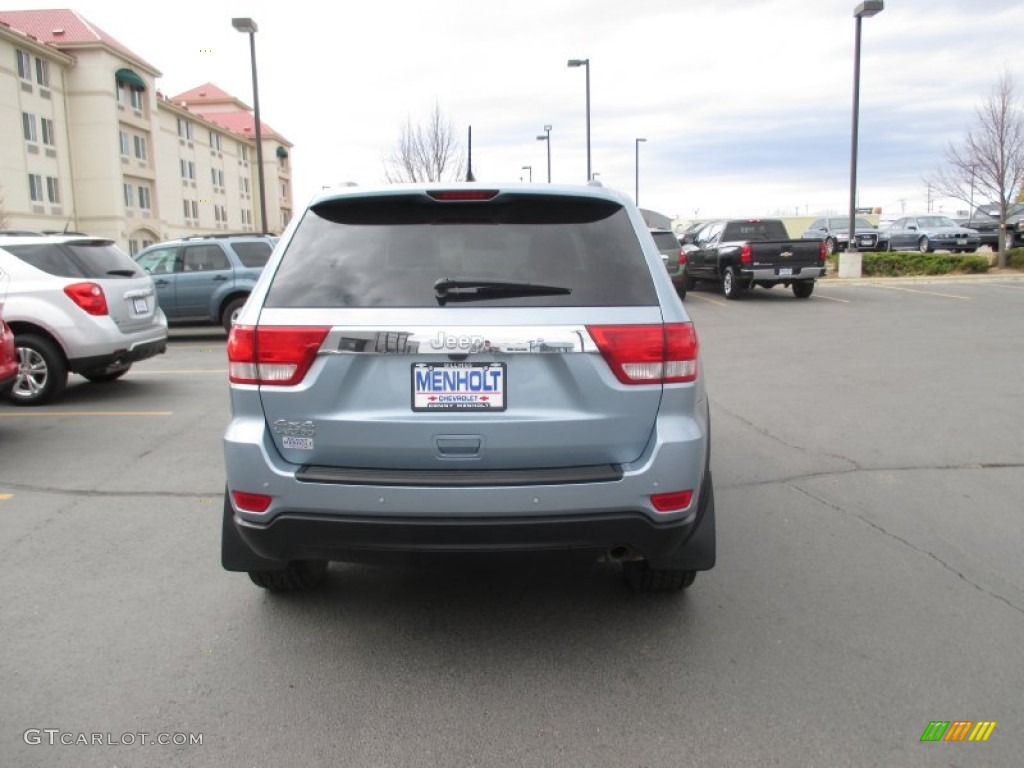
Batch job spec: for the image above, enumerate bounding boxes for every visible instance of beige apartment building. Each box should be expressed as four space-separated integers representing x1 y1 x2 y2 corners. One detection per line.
0 9 293 254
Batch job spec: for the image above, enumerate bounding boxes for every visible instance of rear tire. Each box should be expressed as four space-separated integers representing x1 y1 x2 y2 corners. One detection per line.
682 272 697 292
824 237 837 257
919 236 931 254
722 267 745 300
9 334 67 406
792 281 815 299
623 561 696 592
248 560 328 592
221 297 248 332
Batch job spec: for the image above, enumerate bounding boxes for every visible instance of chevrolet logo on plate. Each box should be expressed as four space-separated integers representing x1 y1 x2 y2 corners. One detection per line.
781 250 793 258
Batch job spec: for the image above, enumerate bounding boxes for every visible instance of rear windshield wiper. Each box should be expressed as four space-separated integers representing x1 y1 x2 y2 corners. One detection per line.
106 269 139 277
434 278 571 305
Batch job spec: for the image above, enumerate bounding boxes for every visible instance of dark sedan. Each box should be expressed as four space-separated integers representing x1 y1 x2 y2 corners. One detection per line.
885 215 980 253
802 217 884 255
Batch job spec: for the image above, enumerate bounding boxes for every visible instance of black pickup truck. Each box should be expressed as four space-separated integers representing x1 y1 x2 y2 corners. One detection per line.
682 219 826 300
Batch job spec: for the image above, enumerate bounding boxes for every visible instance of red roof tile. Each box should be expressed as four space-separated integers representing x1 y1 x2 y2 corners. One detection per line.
172 83 242 106
194 109 291 146
0 8 159 73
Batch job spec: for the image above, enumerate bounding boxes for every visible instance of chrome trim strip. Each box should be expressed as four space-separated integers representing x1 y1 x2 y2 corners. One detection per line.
319 326 596 355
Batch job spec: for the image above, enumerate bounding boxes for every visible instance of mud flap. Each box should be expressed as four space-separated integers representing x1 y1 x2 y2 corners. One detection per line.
221 490 288 572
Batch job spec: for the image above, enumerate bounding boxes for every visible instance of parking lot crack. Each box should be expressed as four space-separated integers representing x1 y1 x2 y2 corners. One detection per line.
0 481 219 499
789 484 1024 618
716 405 862 470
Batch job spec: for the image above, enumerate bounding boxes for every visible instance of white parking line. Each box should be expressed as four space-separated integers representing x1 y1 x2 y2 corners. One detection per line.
814 294 850 303
685 293 729 307
872 284 971 300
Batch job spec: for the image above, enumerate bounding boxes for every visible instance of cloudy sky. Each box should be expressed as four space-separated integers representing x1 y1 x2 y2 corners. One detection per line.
11 0 1024 220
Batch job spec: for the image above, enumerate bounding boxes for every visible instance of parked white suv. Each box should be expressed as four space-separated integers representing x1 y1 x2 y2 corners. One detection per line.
0 233 168 405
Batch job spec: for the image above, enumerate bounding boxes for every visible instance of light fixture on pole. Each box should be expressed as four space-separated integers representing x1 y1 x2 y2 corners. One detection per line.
232 17 267 234
536 124 552 182
567 59 591 181
521 165 532 183
635 137 647 206
841 0 884 278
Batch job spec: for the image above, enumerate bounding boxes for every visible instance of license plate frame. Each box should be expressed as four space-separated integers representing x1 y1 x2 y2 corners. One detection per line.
132 296 148 314
778 267 794 277
412 362 506 412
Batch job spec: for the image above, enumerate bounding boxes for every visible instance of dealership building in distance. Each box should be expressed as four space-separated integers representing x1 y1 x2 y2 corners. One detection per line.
0 8 294 254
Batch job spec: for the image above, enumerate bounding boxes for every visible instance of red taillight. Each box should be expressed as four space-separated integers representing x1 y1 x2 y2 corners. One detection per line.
819 241 828 261
586 323 698 385
677 249 687 266
227 325 330 386
232 490 272 513
427 190 499 201
63 282 108 316
739 244 753 265
650 490 693 512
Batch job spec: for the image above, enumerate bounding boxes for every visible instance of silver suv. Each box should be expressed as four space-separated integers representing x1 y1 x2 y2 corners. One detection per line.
222 184 715 593
0 233 167 405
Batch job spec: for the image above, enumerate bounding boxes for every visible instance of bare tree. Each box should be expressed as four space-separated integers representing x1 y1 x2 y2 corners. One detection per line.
928 72 1024 266
384 102 465 183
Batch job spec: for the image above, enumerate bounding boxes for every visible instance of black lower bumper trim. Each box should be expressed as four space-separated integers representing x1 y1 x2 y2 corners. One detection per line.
69 338 167 374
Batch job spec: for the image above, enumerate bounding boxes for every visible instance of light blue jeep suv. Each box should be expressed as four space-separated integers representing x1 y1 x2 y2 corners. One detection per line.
134 234 276 331
222 184 715 593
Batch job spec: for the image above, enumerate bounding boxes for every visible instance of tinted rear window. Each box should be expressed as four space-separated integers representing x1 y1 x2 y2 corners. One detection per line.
723 221 789 241
266 193 658 308
651 232 679 252
229 241 273 268
5 241 143 279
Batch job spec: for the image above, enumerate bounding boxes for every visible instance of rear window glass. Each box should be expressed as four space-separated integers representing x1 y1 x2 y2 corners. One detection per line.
650 232 679 252
723 221 789 241
265 193 658 308
5 241 143 279
230 241 273 268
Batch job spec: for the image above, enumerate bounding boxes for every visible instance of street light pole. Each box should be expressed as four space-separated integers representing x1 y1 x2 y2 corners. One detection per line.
521 165 532 183
232 17 267 234
635 137 647 206
567 59 591 181
536 125 552 183
842 1 883 278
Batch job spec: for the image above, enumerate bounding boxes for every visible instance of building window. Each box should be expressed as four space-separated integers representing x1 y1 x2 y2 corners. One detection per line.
210 132 222 151
211 168 224 187
134 135 147 161
22 112 38 143
137 185 151 210
41 118 55 147
16 49 31 80
46 176 61 204
281 182 288 198
183 199 191 219
240 144 249 162
35 57 50 87
177 118 194 141
180 159 196 180
120 130 130 157
191 200 198 219
123 183 134 208
28 174 44 202
130 88 143 110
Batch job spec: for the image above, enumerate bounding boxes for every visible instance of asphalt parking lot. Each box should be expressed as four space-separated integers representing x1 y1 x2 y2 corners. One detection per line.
1 276 1023 767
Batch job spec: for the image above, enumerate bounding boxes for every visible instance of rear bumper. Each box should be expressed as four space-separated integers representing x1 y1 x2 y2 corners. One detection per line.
745 266 824 281
225 471 716 571
69 337 167 374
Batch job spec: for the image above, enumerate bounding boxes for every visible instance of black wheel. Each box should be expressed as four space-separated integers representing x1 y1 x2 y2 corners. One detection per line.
248 560 328 592
623 560 696 592
221 296 248 332
9 334 68 406
792 280 815 299
722 267 745 300
824 237 837 257
675 282 687 300
918 236 931 254
81 365 131 383
682 272 697 292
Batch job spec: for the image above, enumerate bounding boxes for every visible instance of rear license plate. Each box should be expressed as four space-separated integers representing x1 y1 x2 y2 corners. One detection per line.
778 267 793 277
132 297 148 313
412 362 506 411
